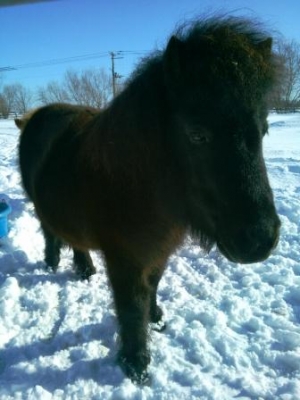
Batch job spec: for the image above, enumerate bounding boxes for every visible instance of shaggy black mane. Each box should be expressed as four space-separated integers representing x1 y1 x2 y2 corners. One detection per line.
175 15 270 44
127 15 274 86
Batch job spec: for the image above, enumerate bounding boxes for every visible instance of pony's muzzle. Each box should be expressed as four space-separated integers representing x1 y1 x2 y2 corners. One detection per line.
218 216 281 264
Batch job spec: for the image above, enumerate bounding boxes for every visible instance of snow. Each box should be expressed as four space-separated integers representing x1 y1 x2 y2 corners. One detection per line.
0 113 299 399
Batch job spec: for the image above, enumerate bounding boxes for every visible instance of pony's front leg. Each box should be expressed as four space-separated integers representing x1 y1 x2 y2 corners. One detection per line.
105 254 151 384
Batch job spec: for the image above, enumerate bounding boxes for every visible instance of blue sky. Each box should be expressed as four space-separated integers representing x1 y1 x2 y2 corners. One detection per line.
1 0 300 91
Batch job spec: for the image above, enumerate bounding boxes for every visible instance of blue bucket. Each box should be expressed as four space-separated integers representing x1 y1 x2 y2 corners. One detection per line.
0 201 12 238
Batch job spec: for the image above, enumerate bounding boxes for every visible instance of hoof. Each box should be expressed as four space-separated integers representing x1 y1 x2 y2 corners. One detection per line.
45 264 58 273
150 305 164 324
76 267 96 280
45 254 60 273
118 352 151 385
151 320 167 333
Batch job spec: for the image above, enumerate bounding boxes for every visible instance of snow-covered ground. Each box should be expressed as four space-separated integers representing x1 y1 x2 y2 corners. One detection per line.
0 113 299 400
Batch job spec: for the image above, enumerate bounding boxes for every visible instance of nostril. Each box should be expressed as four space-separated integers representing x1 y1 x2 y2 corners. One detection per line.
266 217 281 250
272 230 280 249
251 222 280 258
218 215 281 264
234 221 280 262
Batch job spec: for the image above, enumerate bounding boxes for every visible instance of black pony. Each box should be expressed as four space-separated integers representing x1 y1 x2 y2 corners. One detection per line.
17 16 280 383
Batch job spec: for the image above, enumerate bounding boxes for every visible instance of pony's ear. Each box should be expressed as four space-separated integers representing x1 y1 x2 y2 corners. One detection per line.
257 37 273 55
163 35 185 80
15 118 24 129
15 117 29 130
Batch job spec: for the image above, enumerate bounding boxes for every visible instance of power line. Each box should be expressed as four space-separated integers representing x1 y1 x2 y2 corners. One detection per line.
0 67 16 72
0 52 108 71
0 50 149 72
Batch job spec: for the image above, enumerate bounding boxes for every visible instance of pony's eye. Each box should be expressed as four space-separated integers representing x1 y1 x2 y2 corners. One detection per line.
188 131 210 145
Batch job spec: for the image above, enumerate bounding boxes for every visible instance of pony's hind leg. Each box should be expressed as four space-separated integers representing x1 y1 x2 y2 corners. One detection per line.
73 249 96 280
42 225 62 272
148 266 166 331
149 267 165 328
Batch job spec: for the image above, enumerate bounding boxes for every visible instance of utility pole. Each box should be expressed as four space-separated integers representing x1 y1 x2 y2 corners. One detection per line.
110 51 123 98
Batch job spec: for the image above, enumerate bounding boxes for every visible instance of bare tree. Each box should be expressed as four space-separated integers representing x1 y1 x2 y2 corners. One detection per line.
64 68 112 108
271 39 300 111
0 83 34 117
37 81 69 105
14 84 34 114
0 95 9 118
37 68 112 108
63 70 85 105
0 85 16 118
